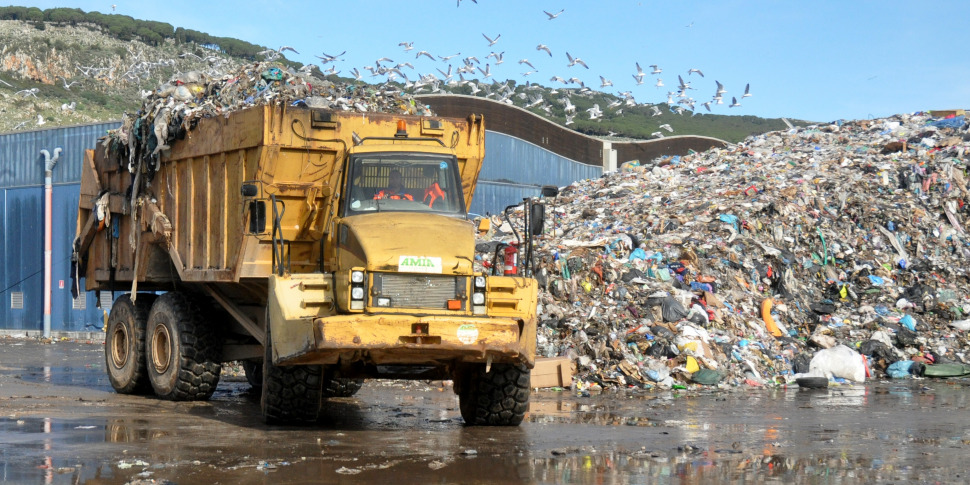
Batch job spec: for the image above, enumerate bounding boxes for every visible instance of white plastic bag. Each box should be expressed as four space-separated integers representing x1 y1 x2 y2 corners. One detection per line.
809 345 866 382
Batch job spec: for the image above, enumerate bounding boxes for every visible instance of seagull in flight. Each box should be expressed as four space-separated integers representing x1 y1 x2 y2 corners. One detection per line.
438 53 460 61
415 50 435 61
655 78 664 88
742 83 752 97
483 33 501 46
715 80 726 95
399 41 414 51
350 68 362 80
688 68 704 77
544 9 564 19
519 59 536 70
632 74 644 85
566 52 589 69
536 44 552 57
729 96 741 107
701 101 712 112
316 51 345 64
599 76 613 88
659 123 673 132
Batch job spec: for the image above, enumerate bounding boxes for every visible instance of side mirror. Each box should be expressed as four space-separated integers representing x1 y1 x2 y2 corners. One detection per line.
540 185 559 198
530 203 545 236
248 200 266 234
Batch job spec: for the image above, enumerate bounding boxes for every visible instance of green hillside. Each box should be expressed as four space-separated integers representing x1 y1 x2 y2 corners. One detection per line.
0 6 811 141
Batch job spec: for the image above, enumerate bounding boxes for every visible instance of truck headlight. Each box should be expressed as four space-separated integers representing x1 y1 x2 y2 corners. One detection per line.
351 270 365 283
474 276 486 289
351 287 365 300
472 292 485 305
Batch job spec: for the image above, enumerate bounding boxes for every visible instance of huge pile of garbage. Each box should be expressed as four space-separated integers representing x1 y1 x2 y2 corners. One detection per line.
483 110 970 390
105 61 432 157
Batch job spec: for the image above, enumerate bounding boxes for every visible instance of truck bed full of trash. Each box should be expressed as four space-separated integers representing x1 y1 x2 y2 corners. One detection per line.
104 61 433 159
481 111 970 390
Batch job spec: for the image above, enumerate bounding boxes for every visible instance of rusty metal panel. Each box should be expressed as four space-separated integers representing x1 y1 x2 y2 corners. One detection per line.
0 121 120 189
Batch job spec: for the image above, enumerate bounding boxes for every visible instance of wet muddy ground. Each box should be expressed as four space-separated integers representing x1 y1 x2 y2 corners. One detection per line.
2 337 970 484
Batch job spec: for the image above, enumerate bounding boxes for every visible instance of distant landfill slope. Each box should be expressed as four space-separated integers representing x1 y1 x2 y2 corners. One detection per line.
2 14 795 141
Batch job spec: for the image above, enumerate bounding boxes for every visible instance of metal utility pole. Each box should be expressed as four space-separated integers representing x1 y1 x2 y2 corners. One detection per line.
40 148 61 338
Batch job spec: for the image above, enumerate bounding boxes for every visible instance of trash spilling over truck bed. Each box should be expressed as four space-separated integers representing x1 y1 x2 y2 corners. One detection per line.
104 61 433 154
479 110 970 391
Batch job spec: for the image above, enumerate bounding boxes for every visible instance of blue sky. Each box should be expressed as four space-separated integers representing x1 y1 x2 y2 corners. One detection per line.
19 0 970 122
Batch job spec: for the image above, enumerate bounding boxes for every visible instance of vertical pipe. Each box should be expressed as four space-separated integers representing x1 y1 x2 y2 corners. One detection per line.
40 148 61 338
44 173 52 337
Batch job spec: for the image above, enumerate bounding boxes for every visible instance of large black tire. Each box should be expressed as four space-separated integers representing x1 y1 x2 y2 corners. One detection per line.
324 377 363 398
457 363 531 426
261 322 325 424
145 292 222 401
242 359 263 389
104 294 156 394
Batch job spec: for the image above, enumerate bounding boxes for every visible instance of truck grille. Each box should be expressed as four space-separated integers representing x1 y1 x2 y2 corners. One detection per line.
373 274 465 309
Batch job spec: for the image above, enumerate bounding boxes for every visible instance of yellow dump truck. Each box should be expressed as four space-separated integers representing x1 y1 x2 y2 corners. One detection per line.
74 105 544 425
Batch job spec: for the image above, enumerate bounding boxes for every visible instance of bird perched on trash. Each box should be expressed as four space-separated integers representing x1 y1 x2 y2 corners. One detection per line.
482 33 501 46
566 52 589 69
544 9 565 19
536 44 553 57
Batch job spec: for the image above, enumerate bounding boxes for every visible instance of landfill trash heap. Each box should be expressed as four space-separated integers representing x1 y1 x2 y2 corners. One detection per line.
104 61 434 156
477 111 970 390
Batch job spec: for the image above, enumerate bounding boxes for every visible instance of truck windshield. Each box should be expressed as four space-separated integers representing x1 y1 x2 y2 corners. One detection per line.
343 154 466 216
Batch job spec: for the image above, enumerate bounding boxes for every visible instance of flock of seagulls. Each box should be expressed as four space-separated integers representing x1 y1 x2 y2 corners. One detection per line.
304 5 755 137
1 4 755 135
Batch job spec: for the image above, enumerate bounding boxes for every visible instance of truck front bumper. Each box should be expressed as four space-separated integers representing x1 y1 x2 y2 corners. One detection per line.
272 314 536 368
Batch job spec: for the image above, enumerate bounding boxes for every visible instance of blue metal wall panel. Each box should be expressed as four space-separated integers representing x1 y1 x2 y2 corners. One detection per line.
0 187 43 329
470 131 601 216
481 131 601 188
54 185 104 331
0 121 119 188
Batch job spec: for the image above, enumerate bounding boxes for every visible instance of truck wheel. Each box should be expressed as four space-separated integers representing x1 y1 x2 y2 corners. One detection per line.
242 359 263 389
261 323 324 424
457 363 531 426
105 294 156 394
324 378 363 397
145 292 222 401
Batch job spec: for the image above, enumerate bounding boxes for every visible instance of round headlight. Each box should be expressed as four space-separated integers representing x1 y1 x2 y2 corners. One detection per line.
472 292 485 305
351 287 365 300
474 276 486 289
351 271 365 283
